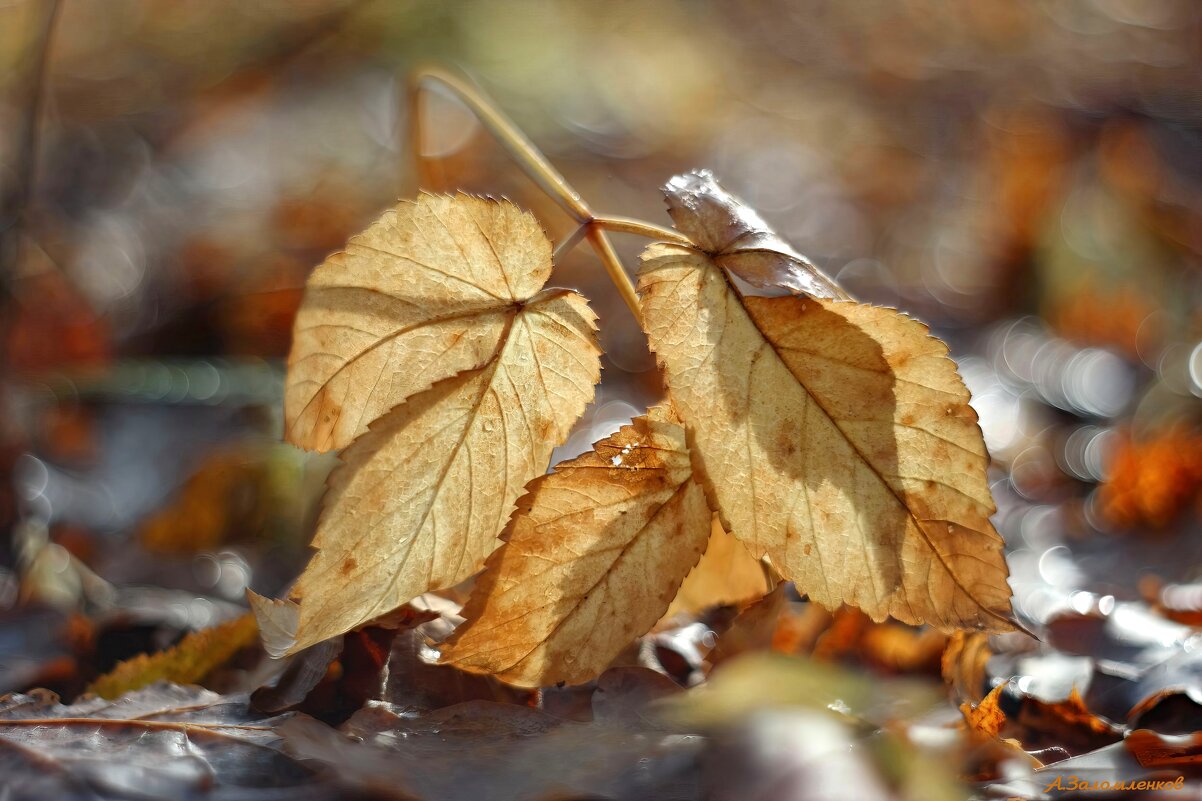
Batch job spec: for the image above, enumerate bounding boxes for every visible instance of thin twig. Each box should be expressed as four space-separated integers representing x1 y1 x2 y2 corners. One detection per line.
408 66 591 222
1 0 62 293
591 215 691 246
584 226 642 320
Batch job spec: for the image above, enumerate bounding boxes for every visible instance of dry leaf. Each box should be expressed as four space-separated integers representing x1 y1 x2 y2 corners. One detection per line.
1015 688 1121 755
1097 424 1202 529
858 622 947 674
771 603 835 655
663 170 845 299
962 683 1007 739
257 287 600 656
0 683 339 800
665 517 771 618
1126 728 1202 768
708 585 788 666
942 631 993 705
87 614 259 700
441 406 712 687
638 241 1014 633
250 638 343 714
139 446 271 554
285 193 557 452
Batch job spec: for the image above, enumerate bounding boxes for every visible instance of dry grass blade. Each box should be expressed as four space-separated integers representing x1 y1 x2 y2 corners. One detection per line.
259 288 600 656
638 243 1014 633
285 193 552 452
441 405 711 687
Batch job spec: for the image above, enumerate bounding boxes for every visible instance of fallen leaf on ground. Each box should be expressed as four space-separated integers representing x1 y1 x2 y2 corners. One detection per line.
1149 579 1202 627
996 741 1194 800
811 606 873 662
87 613 260 699
1125 728 1202 767
639 213 1014 633
771 602 835 655
441 406 711 686
1098 425 1202 529
962 683 1007 739
138 447 272 554
772 604 944 673
858 621 947 674
384 625 534 712
0 683 339 800
251 638 343 714
1015 688 1122 755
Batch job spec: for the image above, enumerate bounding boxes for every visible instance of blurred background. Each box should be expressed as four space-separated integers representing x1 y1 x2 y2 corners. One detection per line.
1 0 1201 700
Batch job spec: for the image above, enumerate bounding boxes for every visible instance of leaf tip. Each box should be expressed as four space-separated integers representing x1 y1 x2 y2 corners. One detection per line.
247 590 300 659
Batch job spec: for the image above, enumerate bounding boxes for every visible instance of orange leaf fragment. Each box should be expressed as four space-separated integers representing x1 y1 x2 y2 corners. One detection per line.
961 683 1007 739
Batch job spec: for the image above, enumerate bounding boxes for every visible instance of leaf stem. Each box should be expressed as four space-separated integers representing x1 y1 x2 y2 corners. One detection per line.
590 215 692 245
408 67 591 222
584 226 642 321
407 66 651 326
1 0 61 293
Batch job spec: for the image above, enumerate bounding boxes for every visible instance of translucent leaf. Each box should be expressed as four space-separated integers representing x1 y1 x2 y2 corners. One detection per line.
441 406 711 686
259 288 600 655
639 242 1015 633
285 193 557 451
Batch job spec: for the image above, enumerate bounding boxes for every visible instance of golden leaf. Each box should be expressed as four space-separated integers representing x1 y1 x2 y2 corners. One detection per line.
638 242 1014 633
286 193 555 452
260 288 600 656
665 516 770 618
962 683 1007 739
440 406 712 687
1126 729 1202 768
86 614 259 700
942 631 993 704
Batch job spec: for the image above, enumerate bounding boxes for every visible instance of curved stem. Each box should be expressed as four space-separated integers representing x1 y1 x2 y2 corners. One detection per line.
409 66 591 222
407 66 649 325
